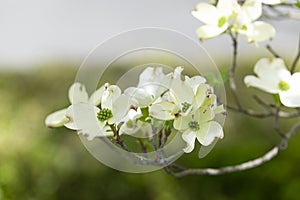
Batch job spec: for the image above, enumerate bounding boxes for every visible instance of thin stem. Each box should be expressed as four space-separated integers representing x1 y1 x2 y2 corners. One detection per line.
166 121 300 177
273 107 285 138
228 32 242 109
110 124 130 152
138 138 148 154
291 33 300 73
266 45 280 58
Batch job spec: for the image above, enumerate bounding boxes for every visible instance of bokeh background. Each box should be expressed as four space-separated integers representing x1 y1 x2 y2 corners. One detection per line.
1 0 300 199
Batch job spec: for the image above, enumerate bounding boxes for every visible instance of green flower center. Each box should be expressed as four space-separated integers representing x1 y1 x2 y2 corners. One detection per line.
278 80 290 91
218 16 226 28
97 108 113 122
241 24 247 31
182 102 191 113
188 121 200 131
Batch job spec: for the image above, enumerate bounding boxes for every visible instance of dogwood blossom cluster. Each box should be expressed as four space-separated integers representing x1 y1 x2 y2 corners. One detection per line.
244 58 300 108
45 67 225 153
192 0 281 42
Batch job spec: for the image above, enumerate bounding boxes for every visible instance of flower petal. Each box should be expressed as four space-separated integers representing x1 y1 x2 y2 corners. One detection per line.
45 109 69 128
169 78 194 106
112 94 131 123
182 130 197 153
65 103 101 132
101 85 121 109
196 24 228 40
68 82 89 104
240 21 275 43
244 58 291 93
173 114 192 131
196 121 224 146
194 84 209 109
193 3 219 25
89 84 105 106
124 87 153 108
217 0 238 17
185 75 206 93
279 72 300 108
237 0 262 24
149 101 177 120
138 67 170 99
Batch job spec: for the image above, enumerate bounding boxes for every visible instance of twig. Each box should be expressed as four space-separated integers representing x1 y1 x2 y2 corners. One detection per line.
273 107 286 138
266 45 280 58
110 124 130 152
228 31 242 109
166 121 300 177
291 33 300 73
227 105 300 119
138 138 148 154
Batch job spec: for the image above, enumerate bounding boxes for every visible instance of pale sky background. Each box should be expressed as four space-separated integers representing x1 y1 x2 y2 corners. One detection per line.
0 0 299 70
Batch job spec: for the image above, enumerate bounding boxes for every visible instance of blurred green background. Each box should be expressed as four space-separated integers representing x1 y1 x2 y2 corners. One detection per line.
0 63 300 200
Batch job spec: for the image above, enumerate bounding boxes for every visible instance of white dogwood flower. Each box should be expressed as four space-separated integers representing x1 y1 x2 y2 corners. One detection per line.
149 67 210 121
174 94 224 153
119 107 152 137
45 82 97 128
192 0 275 43
244 58 300 108
45 82 130 140
234 0 275 43
192 0 237 40
124 67 171 108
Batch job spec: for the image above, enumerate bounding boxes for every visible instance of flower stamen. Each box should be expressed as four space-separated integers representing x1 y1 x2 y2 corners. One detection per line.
278 80 290 91
98 108 113 121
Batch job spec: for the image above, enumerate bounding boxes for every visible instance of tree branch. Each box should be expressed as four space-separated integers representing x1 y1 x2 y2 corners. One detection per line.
167 121 300 177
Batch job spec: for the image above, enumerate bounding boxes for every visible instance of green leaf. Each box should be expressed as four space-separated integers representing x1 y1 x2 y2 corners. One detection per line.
295 2 300 9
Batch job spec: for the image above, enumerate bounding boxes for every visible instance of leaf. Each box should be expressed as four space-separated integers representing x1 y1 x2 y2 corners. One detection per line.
295 2 300 9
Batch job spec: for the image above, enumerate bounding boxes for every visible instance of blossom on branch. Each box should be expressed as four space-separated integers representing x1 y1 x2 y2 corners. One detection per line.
192 0 276 43
244 58 300 108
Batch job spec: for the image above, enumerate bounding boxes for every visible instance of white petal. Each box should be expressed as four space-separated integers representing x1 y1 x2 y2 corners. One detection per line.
279 73 300 108
124 87 153 107
88 84 105 106
185 75 206 93
101 85 121 109
173 66 184 79
112 95 130 123
45 109 69 128
240 21 275 43
81 125 112 141
217 0 238 17
244 58 291 93
68 82 89 104
138 67 171 99
196 24 228 40
65 103 100 131
193 4 219 25
237 0 262 24
169 78 194 106
214 105 226 115
128 108 143 121
194 84 209 109
173 114 192 131
197 106 215 124
244 75 279 93
196 121 224 146
149 101 176 120
182 130 197 153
